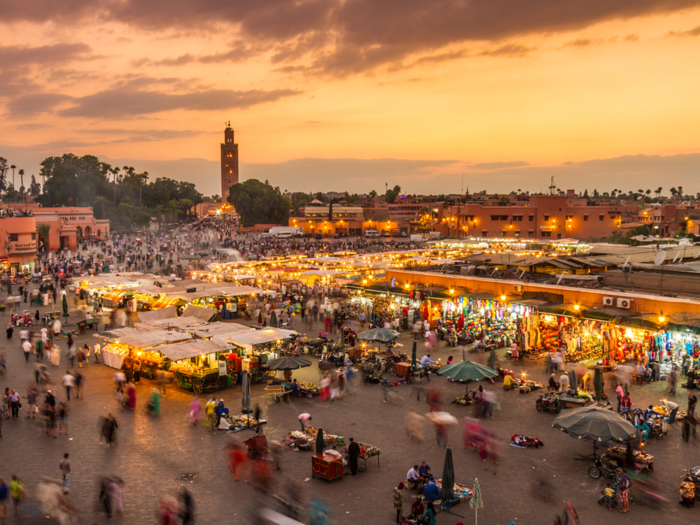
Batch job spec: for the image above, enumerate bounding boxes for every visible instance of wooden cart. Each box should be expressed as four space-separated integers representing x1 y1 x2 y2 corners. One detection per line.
174 369 221 395
266 384 292 403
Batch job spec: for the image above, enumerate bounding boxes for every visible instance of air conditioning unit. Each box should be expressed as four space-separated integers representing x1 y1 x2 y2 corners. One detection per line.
603 297 615 307
513 285 523 293
617 298 633 309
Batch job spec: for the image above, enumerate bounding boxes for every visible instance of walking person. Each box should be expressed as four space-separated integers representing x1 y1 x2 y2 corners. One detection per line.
25 386 38 419
9 475 24 516
689 391 697 415
615 384 624 413
0 477 9 521
8 389 20 418
669 366 678 395
59 453 71 494
253 403 262 433
93 341 101 364
618 469 630 513
179 487 195 525
57 401 70 434
62 370 75 401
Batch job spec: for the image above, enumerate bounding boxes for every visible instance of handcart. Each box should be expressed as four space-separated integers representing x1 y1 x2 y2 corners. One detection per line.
266 383 292 403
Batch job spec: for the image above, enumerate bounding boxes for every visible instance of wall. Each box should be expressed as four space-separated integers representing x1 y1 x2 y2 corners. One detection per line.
385 268 700 316
0 216 37 271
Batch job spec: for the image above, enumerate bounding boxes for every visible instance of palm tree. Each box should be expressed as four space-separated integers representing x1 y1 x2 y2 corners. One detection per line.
10 164 16 188
18 169 24 194
656 187 663 198
646 189 651 196
670 187 678 199
678 186 684 199
36 223 51 252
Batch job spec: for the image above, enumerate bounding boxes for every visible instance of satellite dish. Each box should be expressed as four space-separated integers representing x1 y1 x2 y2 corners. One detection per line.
654 251 666 266
673 251 681 263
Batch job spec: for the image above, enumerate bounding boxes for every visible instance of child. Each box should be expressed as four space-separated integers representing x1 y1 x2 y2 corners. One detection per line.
603 483 614 510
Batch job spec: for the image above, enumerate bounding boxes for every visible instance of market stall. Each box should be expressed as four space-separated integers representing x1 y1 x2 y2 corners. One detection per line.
285 427 339 452
100 329 193 370
153 339 233 393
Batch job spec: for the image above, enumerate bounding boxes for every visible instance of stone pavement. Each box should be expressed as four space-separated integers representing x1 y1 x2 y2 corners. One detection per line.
0 295 693 524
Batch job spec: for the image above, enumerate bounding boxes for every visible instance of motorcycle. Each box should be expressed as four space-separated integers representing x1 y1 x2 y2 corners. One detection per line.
536 393 560 414
588 456 621 481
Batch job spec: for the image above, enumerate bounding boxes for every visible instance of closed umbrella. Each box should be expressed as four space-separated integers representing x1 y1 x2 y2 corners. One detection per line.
488 347 496 370
316 428 325 454
593 367 603 400
411 341 417 372
61 291 69 324
269 310 278 328
7 281 12 296
569 369 578 391
470 478 483 525
257 311 263 325
241 371 251 415
440 447 455 502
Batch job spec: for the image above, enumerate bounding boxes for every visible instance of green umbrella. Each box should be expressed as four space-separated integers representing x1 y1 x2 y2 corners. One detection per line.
269 310 278 328
357 328 400 343
7 281 12 296
470 478 483 525
488 347 496 370
440 447 455 502
553 406 636 458
624 382 629 397
316 428 325 454
593 367 603 400
411 341 417 372
437 360 497 397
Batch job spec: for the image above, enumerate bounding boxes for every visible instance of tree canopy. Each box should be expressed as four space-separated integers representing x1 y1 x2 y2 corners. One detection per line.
227 179 290 227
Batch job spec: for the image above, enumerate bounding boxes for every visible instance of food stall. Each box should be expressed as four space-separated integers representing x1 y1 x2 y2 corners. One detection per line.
285 427 339 451
224 327 297 382
100 329 193 370
152 338 234 393
344 441 380 470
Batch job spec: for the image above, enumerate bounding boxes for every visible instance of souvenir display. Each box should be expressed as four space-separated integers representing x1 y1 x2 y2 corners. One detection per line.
510 434 545 448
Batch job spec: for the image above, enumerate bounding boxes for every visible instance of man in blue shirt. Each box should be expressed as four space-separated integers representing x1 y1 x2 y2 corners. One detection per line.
0 476 9 521
423 477 440 500
420 355 435 366
418 461 431 481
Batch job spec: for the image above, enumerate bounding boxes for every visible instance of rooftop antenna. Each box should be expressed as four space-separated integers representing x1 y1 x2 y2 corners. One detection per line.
549 176 556 196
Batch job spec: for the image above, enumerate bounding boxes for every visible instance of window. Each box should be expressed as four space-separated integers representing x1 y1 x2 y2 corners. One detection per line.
599 215 604 221
566 215 574 220
514 231 520 237
482 231 488 237
541 231 551 238
528 231 534 238
501 231 508 237
584 215 589 221
529 215 534 222
543 215 550 222
557 233 562 239
512 215 523 222
31 233 36 240
9 234 18 241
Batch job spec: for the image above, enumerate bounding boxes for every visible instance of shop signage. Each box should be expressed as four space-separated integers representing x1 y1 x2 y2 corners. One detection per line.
7 242 36 254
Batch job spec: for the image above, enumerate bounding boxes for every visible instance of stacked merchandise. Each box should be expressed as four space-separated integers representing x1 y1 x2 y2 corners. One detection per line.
606 445 654 470
510 434 545 448
434 480 473 502
343 442 380 459
224 415 266 431
539 324 560 354
299 381 320 396
284 427 338 451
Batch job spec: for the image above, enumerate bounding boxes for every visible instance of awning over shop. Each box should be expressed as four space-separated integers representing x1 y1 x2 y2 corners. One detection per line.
225 327 296 348
184 323 252 339
134 316 206 330
668 313 700 335
96 327 150 339
117 330 192 349
616 314 665 331
538 303 591 317
138 306 178 323
583 307 632 322
153 339 230 361
181 305 218 322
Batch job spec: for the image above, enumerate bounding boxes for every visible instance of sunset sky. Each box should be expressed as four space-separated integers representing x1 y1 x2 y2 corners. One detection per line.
2 1 700 197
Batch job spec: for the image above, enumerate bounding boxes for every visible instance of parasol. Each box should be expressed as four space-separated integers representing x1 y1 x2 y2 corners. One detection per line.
266 356 311 370
488 347 496 370
440 447 455 502
552 405 636 459
593 367 604 400
437 360 497 396
257 311 263 325
357 328 400 343
470 478 483 525
269 310 278 328
316 427 325 454
411 341 417 372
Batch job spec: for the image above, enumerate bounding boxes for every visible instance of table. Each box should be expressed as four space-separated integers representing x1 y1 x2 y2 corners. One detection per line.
312 453 343 482
358 452 380 471
395 362 411 377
